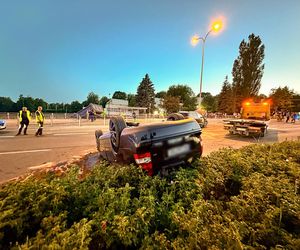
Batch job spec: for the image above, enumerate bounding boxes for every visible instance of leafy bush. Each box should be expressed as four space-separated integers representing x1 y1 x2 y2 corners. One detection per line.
0 141 299 249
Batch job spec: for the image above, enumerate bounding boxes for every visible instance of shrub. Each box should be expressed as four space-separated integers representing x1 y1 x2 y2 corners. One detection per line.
0 141 299 249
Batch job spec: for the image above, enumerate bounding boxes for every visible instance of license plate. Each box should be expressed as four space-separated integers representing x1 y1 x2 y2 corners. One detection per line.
168 144 190 158
168 137 183 145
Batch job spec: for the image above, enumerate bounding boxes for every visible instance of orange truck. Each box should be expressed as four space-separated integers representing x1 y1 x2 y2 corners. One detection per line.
223 100 271 137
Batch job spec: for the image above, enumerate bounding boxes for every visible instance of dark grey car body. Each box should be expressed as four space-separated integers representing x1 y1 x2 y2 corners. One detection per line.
96 118 203 175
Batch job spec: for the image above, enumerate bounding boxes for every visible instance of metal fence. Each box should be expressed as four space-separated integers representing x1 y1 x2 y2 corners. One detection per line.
0 112 166 127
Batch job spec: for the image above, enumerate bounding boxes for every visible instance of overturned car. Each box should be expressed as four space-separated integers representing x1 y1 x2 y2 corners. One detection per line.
95 116 203 176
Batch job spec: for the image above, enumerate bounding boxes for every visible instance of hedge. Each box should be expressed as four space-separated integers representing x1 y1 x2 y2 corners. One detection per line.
0 141 299 249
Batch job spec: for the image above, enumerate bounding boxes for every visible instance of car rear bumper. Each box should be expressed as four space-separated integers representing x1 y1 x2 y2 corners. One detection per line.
131 134 202 174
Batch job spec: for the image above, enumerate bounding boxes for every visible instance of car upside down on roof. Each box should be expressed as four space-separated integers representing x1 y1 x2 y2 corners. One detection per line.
95 115 203 176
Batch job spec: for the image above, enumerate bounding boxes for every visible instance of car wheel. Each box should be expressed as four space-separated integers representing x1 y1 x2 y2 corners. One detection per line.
95 130 103 152
109 116 127 152
167 113 185 121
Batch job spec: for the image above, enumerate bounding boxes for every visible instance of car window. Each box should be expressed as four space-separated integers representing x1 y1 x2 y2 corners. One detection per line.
179 112 189 117
189 112 200 119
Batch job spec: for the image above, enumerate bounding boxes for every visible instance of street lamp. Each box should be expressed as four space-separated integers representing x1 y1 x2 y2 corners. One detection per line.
191 20 222 106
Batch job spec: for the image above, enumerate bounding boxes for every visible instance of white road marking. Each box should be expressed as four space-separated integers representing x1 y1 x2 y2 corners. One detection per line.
269 127 300 131
0 136 15 138
0 149 52 155
53 133 89 136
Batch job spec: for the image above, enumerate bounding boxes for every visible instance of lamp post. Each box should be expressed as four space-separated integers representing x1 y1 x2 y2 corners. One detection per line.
192 21 222 106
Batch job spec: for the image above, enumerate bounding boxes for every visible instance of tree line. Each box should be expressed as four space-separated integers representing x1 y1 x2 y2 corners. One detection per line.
0 74 199 114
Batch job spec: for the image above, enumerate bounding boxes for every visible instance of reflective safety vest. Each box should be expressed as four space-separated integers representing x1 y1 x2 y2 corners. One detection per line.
35 110 45 123
19 110 31 122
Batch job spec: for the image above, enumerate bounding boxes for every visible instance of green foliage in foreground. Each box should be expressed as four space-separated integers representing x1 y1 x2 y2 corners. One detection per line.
1 142 300 249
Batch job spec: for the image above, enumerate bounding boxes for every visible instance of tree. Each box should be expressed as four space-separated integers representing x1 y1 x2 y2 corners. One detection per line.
232 33 265 112
47 103 66 113
83 92 100 106
201 92 218 112
34 98 47 111
112 91 127 100
269 86 294 111
136 74 155 113
155 91 167 98
69 101 82 113
162 95 180 113
15 95 36 111
127 94 136 107
218 76 234 114
167 84 197 111
99 96 109 108
292 94 300 112
257 93 267 99
0 97 15 112
64 103 71 113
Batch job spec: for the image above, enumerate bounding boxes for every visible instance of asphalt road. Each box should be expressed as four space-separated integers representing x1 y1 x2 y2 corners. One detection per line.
0 118 299 183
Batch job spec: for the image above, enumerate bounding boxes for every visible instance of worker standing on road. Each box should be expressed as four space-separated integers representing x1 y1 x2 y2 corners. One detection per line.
291 112 296 123
286 111 290 123
35 106 45 136
16 107 31 135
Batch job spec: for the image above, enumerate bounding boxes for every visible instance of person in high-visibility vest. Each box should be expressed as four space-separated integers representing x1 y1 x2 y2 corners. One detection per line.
35 106 45 136
16 107 31 135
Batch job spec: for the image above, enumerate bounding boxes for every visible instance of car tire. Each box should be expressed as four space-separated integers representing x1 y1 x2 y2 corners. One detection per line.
95 130 103 152
167 113 185 121
260 128 265 137
109 116 127 153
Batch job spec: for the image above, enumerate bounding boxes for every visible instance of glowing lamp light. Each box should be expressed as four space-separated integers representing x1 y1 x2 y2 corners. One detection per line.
191 35 199 46
211 21 222 32
244 102 251 106
263 102 268 106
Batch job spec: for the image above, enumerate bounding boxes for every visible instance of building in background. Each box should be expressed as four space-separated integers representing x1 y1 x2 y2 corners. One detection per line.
154 98 165 115
106 98 147 117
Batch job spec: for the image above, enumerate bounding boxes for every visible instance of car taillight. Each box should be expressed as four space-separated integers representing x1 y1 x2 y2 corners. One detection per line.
134 152 153 176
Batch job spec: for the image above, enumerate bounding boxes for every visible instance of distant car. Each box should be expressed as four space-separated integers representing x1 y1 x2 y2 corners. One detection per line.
95 116 203 176
168 111 208 128
0 119 6 130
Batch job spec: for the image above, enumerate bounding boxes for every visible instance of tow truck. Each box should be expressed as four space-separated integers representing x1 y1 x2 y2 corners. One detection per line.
223 100 271 137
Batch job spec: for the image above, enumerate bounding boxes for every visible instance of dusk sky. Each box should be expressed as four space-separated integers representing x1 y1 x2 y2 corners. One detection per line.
1 0 300 103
